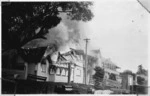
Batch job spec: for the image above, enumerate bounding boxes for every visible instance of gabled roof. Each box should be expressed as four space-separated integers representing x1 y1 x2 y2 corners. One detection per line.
70 48 84 56
57 52 67 62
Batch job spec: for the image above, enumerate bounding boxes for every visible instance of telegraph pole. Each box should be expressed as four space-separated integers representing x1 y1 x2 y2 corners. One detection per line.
68 62 71 84
84 38 90 85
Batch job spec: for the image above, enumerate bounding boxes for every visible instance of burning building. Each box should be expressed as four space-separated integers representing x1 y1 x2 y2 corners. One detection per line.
2 44 85 84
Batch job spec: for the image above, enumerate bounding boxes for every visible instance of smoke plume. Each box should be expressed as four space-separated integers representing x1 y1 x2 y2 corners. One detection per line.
36 13 86 53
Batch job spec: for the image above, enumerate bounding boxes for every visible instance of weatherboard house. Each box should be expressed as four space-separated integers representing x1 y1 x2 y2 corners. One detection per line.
88 49 123 91
2 46 84 84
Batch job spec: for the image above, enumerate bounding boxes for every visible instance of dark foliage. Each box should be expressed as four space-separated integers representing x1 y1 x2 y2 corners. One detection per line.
2 79 93 94
19 47 47 63
136 65 148 86
109 73 116 81
2 2 93 52
93 66 104 90
137 76 146 85
136 65 148 76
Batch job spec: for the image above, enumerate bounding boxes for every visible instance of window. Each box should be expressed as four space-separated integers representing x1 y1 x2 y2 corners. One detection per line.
81 55 83 61
109 73 116 81
56 68 61 75
61 69 66 76
76 69 81 76
50 69 55 74
66 70 68 76
41 64 46 73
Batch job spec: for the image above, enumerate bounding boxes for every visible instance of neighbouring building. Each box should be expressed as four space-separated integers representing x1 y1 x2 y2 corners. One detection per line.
88 49 123 92
134 68 148 94
101 58 122 89
120 74 134 93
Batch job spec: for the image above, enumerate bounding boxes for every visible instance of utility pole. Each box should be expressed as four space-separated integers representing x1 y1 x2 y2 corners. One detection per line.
84 38 90 85
68 62 71 84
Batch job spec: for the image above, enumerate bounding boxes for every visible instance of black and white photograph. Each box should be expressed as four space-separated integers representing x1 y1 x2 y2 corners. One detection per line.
1 0 149 95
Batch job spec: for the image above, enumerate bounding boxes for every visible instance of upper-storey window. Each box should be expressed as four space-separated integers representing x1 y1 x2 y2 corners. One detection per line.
41 64 46 73
49 68 55 74
80 55 83 61
61 69 66 76
76 68 81 76
56 68 61 75
109 73 116 81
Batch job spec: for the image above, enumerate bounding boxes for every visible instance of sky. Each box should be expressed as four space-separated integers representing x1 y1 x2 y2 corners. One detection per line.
78 0 149 73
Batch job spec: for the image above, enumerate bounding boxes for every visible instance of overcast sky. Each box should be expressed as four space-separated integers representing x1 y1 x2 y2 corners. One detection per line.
80 0 149 73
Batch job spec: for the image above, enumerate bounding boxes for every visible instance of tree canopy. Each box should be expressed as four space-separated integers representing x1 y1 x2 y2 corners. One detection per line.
2 2 94 52
93 66 104 90
136 65 148 76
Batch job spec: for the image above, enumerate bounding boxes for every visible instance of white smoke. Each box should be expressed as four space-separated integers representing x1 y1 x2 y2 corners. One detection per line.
23 13 94 54
40 13 86 53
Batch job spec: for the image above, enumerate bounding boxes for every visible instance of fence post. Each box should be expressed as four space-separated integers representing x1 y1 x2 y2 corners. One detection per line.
14 74 19 96
136 86 138 96
14 82 17 96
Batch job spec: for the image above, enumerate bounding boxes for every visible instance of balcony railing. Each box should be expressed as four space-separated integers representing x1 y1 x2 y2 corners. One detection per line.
104 79 121 88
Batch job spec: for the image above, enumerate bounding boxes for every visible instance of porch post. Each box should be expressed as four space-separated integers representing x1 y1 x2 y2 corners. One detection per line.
24 62 28 79
68 62 71 83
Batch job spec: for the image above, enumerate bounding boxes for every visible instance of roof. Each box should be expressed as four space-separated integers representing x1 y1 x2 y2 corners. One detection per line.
102 58 120 68
70 48 85 56
19 47 47 63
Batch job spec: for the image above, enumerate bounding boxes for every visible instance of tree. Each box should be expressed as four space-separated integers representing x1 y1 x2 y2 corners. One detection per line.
136 65 148 85
136 65 148 76
2 2 94 68
137 76 145 85
2 2 94 52
93 66 104 90
109 73 116 81
136 65 148 94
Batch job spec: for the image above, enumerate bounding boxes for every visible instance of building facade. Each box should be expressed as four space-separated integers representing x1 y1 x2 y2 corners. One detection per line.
88 49 122 90
2 46 85 84
27 48 85 83
121 74 133 93
101 58 122 89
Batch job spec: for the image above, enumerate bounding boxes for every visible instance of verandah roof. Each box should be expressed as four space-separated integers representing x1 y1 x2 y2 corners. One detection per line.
19 47 47 63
